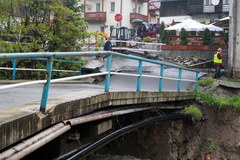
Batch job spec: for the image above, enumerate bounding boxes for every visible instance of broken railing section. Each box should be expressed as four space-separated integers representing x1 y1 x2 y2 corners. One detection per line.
0 51 199 112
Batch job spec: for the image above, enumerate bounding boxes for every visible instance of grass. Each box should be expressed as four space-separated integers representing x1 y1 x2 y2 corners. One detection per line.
197 92 240 110
198 79 214 87
184 105 202 118
228 79 240 83
205 138 218 153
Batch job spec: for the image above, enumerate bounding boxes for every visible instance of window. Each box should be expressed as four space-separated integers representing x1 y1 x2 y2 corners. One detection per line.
132 8 136 13
138 7 141 14
223 0 229 5
100 26 104 32
111 2 115 12
96 3 100 12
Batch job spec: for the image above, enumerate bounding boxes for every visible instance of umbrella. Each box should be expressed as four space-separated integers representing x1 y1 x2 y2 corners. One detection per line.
212 16 229 28
132 19 144 23
206 24 223 31
165 19 208 31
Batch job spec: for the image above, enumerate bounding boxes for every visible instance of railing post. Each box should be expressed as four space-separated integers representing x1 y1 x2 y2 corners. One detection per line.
159 64 164 91
104 53 112 92
12 59 17 80
177 68 182 92
195 72 199 91
78 67 82 75
40 56 53 113
136 60 143 91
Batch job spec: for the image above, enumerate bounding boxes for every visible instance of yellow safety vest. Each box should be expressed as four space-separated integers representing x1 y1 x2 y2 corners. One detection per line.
214 51 222 64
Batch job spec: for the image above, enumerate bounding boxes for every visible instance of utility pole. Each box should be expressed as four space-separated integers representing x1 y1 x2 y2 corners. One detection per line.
229 0 240 78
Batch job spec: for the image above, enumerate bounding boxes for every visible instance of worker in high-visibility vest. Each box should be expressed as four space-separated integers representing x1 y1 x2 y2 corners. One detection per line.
213 48 225 79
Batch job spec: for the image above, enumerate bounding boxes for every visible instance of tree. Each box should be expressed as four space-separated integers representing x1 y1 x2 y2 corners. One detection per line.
161 30 168 43
0 0 88 52
0 0 88 79
180 28 188 45
159 21 165 36
202 28 211 45
168 20 176 36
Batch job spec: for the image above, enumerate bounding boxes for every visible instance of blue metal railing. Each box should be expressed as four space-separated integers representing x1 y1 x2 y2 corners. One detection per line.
0 51 199 112
9 58 83 80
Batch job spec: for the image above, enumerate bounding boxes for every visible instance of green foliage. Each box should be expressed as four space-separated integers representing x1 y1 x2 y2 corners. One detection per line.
160 30 168 43
0 0 88 52
228 79 240 83
168 30 176 36
223 32 229 46
189 31 196 36
0 58 86 80
207 139 218 152
197 31 203 36
198 80 214 87
171 19 176 25
159 21 165 36
0 0 88 79
180 28 188 45
202 28 212 45
197 92 240 110
184 105 202 121
143 37 152 42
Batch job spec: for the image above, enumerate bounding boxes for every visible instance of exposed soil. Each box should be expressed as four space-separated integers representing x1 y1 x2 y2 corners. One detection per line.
88 75 240 160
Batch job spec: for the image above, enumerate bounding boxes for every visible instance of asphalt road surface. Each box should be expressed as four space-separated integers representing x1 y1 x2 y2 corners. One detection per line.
0 56 204 110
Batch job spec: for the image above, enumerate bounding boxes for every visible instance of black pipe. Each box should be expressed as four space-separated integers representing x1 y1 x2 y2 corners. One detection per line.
61 113 191 160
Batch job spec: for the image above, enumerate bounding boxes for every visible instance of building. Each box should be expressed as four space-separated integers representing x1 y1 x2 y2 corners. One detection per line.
158 0 229 24
149 0 161 23
80 0 149 35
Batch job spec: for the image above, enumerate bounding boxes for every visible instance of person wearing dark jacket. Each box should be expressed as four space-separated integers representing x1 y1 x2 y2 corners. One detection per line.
104 38 112 51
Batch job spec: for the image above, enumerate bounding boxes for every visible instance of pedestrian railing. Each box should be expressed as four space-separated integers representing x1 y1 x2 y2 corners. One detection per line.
0 51 199 112
0 58 83 80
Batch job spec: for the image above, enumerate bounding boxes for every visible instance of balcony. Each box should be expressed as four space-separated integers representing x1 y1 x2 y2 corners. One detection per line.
130 13 148 23
84 12 106 22
203 5 215 13
189 5 203 14
222 5 229 12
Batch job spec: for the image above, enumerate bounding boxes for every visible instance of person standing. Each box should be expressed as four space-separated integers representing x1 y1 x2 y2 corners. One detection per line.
141 24 147 39
104 38 112 51
213 48 225 79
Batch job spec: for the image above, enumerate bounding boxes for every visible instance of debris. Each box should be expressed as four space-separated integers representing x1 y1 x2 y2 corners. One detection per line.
166 56 211 67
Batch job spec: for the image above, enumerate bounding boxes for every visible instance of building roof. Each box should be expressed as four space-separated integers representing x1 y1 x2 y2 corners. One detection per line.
149 0 161 10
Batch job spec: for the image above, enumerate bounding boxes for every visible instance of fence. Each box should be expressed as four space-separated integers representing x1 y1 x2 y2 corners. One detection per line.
0 51 199 112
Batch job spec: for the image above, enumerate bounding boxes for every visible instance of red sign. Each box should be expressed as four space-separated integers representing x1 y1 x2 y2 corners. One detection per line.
115 14 122 22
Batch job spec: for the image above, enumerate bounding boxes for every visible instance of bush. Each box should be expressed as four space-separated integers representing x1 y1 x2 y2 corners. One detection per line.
143 37 152 42
198 80 214 87
203 28 211 45
180 28 188 45
159 21 165 36
161 30 168 43
184 105 202 118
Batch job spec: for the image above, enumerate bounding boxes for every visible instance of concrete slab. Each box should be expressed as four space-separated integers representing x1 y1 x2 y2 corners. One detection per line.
219 81 240 89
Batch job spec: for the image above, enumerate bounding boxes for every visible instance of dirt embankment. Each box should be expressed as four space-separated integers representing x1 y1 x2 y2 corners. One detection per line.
93 78 240 160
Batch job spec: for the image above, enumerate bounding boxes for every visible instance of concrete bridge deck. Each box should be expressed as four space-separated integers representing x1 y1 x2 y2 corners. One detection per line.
0 90 196 151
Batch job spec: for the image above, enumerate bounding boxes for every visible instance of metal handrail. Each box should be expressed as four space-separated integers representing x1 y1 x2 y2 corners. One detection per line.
8 58 83 80
0 51 199 112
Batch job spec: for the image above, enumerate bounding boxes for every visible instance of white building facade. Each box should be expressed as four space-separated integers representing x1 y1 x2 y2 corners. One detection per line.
79 0 149 35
